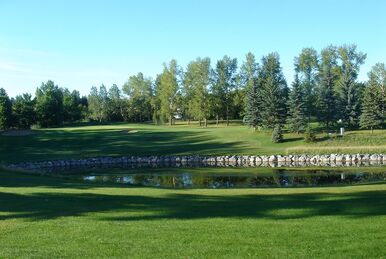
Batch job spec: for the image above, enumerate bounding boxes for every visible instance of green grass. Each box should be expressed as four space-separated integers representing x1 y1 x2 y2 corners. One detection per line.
0 169 385 258
1 123 386 164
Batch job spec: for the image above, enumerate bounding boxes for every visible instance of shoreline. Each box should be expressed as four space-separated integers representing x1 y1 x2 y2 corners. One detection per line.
6 154 386 171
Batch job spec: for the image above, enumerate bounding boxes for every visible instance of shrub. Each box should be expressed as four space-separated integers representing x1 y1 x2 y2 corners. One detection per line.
272 125 283 143
304 127 317 143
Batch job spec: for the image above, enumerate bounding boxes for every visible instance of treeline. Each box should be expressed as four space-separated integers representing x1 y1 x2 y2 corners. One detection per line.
0 44 385 132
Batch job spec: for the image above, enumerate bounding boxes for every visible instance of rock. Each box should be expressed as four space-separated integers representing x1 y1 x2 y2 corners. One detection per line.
362 154 370 161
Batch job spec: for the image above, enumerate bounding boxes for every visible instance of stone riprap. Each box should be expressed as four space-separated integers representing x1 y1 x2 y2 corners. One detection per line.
6 154 386 172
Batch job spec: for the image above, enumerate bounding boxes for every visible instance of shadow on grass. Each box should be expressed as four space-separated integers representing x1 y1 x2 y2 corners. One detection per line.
281 137 304 143
0 188 385 221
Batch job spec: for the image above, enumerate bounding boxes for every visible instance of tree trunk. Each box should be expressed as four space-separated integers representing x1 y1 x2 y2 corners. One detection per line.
199 119 201 127
204 118 207 127
216 115 219 126
371 127 373 134
169 115 172 126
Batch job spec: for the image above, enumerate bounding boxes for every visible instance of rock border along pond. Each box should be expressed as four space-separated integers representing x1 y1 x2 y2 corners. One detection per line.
6 154 386 172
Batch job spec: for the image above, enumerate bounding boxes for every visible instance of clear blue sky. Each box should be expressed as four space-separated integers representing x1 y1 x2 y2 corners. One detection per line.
1 0 385 97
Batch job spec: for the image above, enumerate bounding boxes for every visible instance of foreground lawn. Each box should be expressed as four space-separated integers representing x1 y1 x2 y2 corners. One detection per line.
0 170 385 258
1 123 386 164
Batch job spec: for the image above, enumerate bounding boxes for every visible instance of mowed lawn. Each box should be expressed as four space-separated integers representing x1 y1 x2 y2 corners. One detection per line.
1 123 386 164
0 170 385 258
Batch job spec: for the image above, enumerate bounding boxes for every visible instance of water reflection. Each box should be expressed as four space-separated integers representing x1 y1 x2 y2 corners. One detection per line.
60 168 386 189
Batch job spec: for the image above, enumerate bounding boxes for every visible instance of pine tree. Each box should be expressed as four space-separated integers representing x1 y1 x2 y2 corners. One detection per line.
294 48 318 122
271 124 283 143
337 44 366 128
287 75 307 133
243 81 260 129
367 63 386 120
316 46 339 129
259 53 288 129
359 84 383 133
241 52 260 129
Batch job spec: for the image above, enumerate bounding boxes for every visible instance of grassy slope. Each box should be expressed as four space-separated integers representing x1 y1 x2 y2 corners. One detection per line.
1 123 386 164
0 170 385 258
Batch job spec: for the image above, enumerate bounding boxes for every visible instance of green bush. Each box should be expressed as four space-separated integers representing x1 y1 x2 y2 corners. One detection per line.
272 125 283 143
304 127 317 143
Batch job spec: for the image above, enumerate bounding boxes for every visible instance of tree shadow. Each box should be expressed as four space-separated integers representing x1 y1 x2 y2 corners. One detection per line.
0 188 385 222
282 137 304 143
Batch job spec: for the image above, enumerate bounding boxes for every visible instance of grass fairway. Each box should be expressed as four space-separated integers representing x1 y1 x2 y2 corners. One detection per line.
0 170 385 258
1 123 386 164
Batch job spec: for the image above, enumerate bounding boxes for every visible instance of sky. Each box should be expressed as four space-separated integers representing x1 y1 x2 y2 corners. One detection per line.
0 0 385 97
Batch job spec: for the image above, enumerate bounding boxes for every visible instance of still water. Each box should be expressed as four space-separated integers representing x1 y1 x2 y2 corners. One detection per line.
53 167 386 189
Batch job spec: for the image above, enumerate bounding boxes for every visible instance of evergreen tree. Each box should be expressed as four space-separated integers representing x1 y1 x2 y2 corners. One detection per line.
367 63 386 119
0 88 12 130
294 48 318 121
271 124 283 143
316 46 339 129
286 75 307 133
359 83 383 133
336 44 366 128
259 53 288 129
12 93 36 129
304 127 317 142
243 80 260 129
241 52 260 128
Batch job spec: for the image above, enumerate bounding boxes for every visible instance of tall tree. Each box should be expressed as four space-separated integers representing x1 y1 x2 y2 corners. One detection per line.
243 80 260 129
183 57 212 126
87 85 109 122
212 56 238 126
359 84 383 133
88 86 101 122
108 84 124 122
336 44 366 128
259 53 288 129
241 52 259 127
0 88 12 130
35 80 64 127
367 63 386 119
287 75 307 133
123 73 153 122
294 48 318 121
63 89 83 122
316 46 339 129
12 93 35 129
157 60 180 125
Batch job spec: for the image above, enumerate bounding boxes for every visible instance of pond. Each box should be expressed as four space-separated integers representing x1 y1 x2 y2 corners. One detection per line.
48 167 386 189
